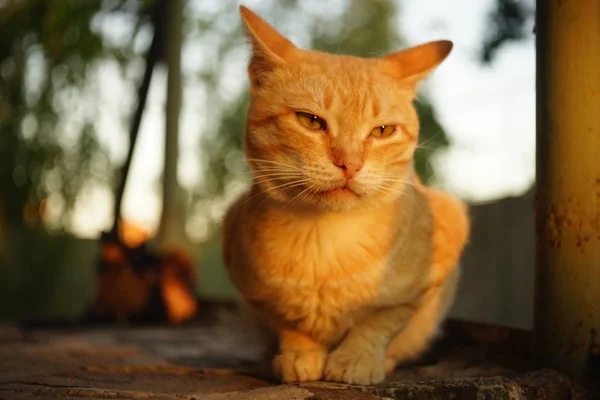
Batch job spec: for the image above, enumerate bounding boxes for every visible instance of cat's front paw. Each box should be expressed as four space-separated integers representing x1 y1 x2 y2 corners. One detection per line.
273 349 326 383
323 349 385 385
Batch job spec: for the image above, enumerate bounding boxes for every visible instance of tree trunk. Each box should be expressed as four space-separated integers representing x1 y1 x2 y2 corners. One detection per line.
534 0 600 380
157 0 185 250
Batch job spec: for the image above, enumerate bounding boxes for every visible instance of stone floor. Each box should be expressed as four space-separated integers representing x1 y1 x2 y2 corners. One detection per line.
0 306 597 399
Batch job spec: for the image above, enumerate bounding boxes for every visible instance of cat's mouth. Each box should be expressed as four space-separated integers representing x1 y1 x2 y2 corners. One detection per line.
317 185 359 198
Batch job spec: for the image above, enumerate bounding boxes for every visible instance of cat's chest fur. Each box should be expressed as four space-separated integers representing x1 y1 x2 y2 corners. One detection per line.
245 208 397 342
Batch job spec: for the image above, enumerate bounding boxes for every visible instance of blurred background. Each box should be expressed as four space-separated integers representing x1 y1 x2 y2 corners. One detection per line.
0 0 535 329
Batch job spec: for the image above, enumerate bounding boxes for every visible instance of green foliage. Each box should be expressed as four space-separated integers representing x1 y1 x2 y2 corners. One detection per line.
0 0 155 320
480 0 534 63
311 0 401 56
0 0 152 229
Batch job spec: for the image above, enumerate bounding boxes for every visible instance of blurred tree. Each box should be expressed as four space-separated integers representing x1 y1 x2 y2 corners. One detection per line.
157 0 187 250
0 0 156 320
0 0 153 230
480 0 534 63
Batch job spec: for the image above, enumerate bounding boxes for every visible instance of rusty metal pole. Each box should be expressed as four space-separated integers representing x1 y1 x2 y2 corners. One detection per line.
535 0 600 380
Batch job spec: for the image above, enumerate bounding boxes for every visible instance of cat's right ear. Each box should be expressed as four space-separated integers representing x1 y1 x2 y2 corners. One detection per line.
381 40 453 88
239 6 296 86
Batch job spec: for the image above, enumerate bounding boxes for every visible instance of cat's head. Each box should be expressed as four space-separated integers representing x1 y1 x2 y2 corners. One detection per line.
240 6 451 212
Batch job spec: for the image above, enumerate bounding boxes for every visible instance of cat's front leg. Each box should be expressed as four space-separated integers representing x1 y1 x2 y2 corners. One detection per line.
273 329 328 383
324 305 414 385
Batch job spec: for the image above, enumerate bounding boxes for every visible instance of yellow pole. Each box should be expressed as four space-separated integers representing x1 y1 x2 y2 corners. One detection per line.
535 0 600 379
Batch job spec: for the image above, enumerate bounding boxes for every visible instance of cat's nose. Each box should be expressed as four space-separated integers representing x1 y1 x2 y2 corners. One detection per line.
333 161 362 180
331 146 364 179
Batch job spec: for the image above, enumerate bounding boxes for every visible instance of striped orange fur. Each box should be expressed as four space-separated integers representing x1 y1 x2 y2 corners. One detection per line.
222 6 470 385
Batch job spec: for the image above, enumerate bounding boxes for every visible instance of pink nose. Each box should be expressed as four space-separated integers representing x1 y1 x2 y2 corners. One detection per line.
333 161 361 179
330 146 364 180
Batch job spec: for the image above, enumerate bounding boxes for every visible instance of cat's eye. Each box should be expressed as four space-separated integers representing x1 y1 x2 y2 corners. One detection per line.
296 112 327 131
369 125 397 138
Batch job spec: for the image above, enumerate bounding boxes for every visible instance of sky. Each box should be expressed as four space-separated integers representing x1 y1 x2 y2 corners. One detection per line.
401 0 535 200
69 0 536 238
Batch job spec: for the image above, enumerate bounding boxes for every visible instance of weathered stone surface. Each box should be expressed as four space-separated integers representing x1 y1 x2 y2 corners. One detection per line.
366 377 532 400
0 314 596 399
201 386 317 400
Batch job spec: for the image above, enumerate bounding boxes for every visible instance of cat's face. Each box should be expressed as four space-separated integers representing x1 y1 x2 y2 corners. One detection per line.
241 6 452 212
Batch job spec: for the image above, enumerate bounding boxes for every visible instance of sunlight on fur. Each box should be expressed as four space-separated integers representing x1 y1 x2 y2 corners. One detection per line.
222 5 470 385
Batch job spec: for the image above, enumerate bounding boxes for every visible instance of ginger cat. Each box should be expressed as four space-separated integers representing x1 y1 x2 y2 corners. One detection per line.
222 6 470 385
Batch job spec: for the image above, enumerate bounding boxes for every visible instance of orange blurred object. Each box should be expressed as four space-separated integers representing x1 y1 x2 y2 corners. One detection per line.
118 218 152 248
90 220 198 325
161 249 198 325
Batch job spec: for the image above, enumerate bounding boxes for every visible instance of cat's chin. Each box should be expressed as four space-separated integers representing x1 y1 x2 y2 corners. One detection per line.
268 190 362 213
303 188 363 212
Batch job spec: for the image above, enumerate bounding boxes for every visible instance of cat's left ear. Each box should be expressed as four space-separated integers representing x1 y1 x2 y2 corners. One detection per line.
239 6 297 86
381 40 453 86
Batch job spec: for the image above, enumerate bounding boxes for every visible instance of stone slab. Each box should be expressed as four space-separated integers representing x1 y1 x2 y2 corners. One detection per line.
0 314 596 399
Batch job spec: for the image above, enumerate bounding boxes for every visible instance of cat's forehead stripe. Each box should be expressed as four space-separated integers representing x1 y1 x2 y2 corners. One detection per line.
323 89 333 110
371 97 381 119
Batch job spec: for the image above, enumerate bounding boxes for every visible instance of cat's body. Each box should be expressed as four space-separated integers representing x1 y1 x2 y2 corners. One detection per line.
222 6 470 385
